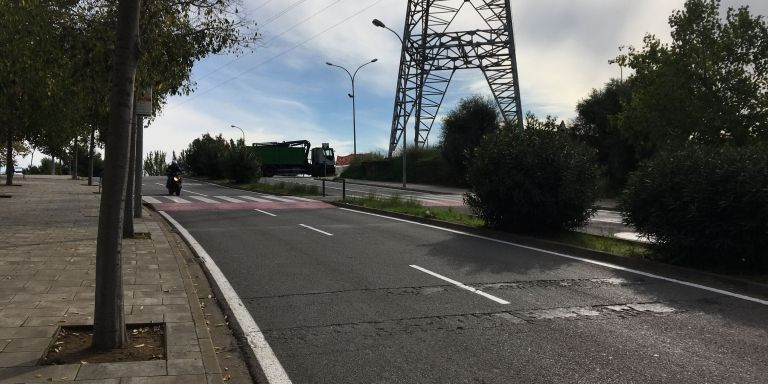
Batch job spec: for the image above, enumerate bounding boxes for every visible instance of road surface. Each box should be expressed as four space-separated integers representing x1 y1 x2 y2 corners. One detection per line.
142 176 768 383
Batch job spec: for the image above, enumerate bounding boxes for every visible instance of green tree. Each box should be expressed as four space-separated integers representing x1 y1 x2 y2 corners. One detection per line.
439 95 500 179
143 150 167 176
183 133 229 179
0 2 72 184
618 0 768 155
572 79 636 192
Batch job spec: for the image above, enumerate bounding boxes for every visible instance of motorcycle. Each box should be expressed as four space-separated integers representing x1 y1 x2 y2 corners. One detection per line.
167 174 182 196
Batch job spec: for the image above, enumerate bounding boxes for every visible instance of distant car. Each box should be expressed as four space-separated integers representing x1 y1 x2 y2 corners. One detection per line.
1 166 24 176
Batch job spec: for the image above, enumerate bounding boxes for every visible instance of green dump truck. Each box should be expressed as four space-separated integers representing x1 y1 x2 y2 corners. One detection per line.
251 140 335 177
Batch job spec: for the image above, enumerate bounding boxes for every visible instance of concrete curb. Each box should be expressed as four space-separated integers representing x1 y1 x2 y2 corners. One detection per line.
331 202 768 302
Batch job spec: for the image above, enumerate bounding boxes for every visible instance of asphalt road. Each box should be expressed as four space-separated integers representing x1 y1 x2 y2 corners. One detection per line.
143 177 768 383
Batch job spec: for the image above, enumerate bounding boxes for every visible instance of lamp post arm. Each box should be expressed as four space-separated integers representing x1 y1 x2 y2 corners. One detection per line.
327 63 353 83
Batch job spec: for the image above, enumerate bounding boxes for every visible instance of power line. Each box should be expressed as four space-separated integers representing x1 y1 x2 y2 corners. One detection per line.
193 0 344 83
262 0 310 27
168 0 386 111
252 0 276 12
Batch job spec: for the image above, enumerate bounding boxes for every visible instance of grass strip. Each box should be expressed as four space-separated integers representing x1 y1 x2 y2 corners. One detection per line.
343 194 651 258
345 194 482 227
242 181 321 196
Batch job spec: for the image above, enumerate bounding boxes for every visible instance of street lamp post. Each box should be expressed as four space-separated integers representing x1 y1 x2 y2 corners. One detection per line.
325 58 377 157
230 124 245 144
372 18 408 188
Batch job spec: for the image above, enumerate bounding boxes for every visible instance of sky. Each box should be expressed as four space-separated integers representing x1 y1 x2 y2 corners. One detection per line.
17 0 768 166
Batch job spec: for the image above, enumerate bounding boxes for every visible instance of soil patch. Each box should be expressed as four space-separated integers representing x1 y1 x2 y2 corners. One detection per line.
42 324 165 365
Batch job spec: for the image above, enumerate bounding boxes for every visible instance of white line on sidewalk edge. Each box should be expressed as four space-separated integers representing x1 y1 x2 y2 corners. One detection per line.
255 209 276 217
299 224 333 236
159 211 292 384
339 208 768 306
410 265 510 305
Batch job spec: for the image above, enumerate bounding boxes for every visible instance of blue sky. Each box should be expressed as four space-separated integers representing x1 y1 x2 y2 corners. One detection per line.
18 0 768 166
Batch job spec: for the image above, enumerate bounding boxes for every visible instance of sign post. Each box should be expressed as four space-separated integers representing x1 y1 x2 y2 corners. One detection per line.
134 87 152 218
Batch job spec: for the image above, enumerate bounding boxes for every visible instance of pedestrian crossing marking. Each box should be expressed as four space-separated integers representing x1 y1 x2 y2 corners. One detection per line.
214 196 247 203
143 194 331 212
188 196 219 204
257 195 296 203
283 196 314 202
238 196 271 203
142 196 162 204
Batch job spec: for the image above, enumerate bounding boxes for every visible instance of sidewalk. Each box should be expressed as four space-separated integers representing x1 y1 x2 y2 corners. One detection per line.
0 177 246 384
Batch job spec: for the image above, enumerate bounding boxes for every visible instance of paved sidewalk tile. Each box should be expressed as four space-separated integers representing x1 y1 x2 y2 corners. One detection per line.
0 179 228 383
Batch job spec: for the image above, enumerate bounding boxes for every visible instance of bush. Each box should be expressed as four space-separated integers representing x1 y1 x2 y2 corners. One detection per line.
440 95 500 178
465 129 599 232
220 145 261 184
621 145 768 271
339 146 464 186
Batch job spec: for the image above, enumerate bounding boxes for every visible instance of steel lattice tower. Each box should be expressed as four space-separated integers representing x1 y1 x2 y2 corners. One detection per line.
386 0 524 157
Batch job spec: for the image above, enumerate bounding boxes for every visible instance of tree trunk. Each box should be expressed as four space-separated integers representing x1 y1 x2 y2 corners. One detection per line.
51 156 55 175
134 115 143 218
72 139 79 180
88 125 96 186
123 113 136 238
93 0 141 351
5 127 12 186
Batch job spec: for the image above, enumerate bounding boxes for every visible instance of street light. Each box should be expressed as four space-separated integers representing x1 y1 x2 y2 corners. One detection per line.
372 18 408 188
230 124 245 144
325 58 377 156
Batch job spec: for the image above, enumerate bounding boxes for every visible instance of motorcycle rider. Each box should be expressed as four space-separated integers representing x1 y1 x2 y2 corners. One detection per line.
166 160 181 188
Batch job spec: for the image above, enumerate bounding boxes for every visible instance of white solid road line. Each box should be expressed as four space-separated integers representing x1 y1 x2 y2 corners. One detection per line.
215 196 246 203
159 212 292 384
142 196 162 204
340 208 768 307
255 209 277 217
410 265 510 305
188 196 219 204
299 224 333 236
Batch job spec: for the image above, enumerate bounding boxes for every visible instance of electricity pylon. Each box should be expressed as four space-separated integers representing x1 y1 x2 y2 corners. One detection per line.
384 0 524 157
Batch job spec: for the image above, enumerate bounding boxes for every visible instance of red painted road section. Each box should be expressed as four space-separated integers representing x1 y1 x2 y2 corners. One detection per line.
149 201 332 211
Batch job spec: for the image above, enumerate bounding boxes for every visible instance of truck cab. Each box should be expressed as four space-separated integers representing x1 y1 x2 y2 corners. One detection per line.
310 143 335 177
